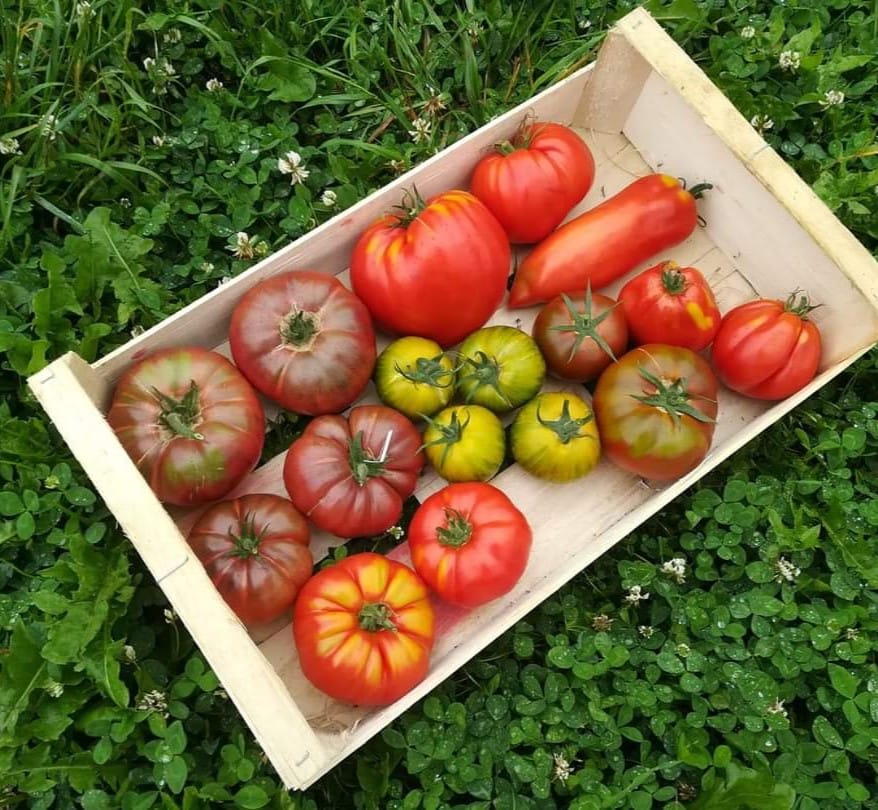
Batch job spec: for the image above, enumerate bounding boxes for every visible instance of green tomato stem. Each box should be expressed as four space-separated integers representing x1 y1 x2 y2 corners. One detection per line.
154 381 205 440
358 602 397 632
436 509 473 548
536 398 593 445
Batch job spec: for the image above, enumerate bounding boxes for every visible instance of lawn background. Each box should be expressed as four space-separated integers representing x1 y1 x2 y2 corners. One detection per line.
2 0 878 808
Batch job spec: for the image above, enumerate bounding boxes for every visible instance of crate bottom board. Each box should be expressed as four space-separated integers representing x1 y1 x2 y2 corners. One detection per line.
166 124 824 783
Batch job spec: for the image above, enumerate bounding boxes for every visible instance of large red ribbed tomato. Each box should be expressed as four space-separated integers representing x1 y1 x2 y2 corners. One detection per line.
710 293 822 400
187 494 312 626
229 270 376 416
470 121 595 244
349 189 511 347
293 552 435 706
283 405 425 538
107 347 265 506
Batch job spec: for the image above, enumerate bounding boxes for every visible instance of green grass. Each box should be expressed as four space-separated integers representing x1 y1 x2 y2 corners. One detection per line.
2 0 878 808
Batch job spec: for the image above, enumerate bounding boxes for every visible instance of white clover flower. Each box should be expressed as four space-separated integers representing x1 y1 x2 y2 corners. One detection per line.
750 114 774 133
161 60 176 78
408 117 431 144
466 21 483 39
163 28 182 44
254 240 270 258
388 158 406 174
46 680 64 698
151 134 166 147
624 585 650 605
123 644 137 663
41 114 57 141
200 261 215 273
206 78 223 92
774 556 801 583
229 232 256 260
552 752 573 784
320 189 338 207
578 18 592 30
119 197 131 208
779 50 801 72
76 1 95 20
741 26 756 39
163 607 177 624
676 643 691 657
136 690 169 717
820 89 844 108
846 627 860 641
277 150 310 185
130 324 145 338
143 56 156 72
661 557 687 584
638 625 654 638
0 137 21 155
592 613 614 632
767 697 788 718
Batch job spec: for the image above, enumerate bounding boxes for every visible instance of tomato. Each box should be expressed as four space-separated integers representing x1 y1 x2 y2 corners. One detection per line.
469 121 595 244
373 336 457 420
349 189 511 347
456 325 546 413
229 270 376 416
187 494 312 626
532 288 628 382
592 344 718 481
293 552 434 706
107 347 265 507
508 174 711 308
408 483 532 607
710 293 822 400
510 392 601 482
619 260 720 351
423 405 506 482
283 405 424 538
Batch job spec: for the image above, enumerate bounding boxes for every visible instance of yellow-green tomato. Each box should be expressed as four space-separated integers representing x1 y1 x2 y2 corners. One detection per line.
423 405 506 482
510 392 601 482
456 325 546 413
374 336 457 420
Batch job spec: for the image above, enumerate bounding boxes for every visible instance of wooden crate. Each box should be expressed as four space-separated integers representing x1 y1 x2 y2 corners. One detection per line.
28 8 878 790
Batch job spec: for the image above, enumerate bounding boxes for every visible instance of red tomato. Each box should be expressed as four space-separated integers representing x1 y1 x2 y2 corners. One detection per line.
593 344 718 481
469 121 595 244
408 482 532 608
107 347 265 506
187 494 312 626
508 174 710 308
349 189 511 347
293 552 435 705
283 405 425 538
532 288 628 382
710 293 822 400
619 260 721 351
229 270 376 416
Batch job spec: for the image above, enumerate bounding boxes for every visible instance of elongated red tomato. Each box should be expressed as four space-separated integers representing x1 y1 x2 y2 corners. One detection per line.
508 174 710 308
187 494 312 626
470 121 595 244
283 405 425 538
293 552 435 705
107 347 265 506
619 260 721 351
710 293 822 400
408 482 532 607
349 189 511 347
229 270 376 415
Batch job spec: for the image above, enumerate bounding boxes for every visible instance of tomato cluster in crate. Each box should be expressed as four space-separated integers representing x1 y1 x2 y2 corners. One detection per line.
106 117 825 709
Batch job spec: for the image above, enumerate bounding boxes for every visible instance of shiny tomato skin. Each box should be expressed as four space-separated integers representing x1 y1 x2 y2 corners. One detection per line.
187 494 312 626
423 405 506 483
593 344 718 481
710 297 822 400
107 347 265 507
408 483 532 608
373 336 457 420
532 291 628 382
229 269 376 416
470 122 596 244
619 261 721 351
509 174 706 308
349 189 511 348
283 405 425 538
293 552 435 706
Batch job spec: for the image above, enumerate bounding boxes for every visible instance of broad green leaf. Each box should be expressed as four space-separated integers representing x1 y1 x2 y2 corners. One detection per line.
828 664 860 699
234 785 270 809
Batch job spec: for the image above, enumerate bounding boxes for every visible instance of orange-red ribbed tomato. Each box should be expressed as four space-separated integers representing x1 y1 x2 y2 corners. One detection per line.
349 189 511 347
509 174 710 308
408 483 532 608
469 121 595 244
107 347 264 506
187 494 312 626
619 260 721 351
293 552 435 706
710 294 822 400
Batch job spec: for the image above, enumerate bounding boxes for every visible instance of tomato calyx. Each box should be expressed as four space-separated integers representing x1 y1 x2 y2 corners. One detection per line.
551 288 620 363
436 508 473 547
660 263 688 295
536 397 595 445
459 351 512 409
227 513 265 559
396 356 456 389
280 308 320 348
632 366 715 426
421 409 470 468
358 602 398 632
784 290 820 319
390 187 428 228
348 431 390 486
153 381 205 441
